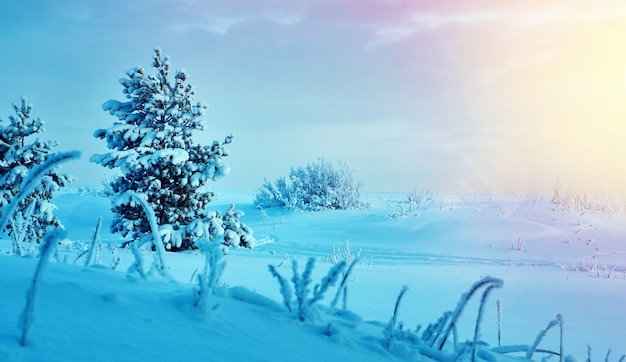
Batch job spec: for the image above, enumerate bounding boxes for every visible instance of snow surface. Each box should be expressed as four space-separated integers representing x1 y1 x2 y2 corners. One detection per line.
1 190 625 361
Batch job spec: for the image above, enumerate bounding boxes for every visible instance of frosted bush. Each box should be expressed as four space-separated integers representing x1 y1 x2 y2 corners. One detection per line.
255 157 367 211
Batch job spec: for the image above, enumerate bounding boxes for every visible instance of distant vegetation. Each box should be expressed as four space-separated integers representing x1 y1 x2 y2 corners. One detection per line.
254 157 367 211
551 180 626 215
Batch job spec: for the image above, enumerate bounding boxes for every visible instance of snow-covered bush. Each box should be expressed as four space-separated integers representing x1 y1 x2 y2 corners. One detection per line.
255 157 366 211
0 98 74 252
90 48 255 251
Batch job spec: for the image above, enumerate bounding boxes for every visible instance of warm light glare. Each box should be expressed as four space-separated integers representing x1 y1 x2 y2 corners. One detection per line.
1 0 625 195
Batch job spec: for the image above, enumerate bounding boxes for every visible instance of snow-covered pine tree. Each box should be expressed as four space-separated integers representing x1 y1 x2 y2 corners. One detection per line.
90 48 255 251
0 97 74 248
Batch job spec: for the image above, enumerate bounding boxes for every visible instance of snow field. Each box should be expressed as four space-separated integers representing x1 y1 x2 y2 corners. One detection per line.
1 190 625 360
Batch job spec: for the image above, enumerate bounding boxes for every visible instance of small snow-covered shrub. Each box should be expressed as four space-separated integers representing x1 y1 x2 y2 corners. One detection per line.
254 157 367 211
325 240 371 266
407 187 434 211
387 188 436 221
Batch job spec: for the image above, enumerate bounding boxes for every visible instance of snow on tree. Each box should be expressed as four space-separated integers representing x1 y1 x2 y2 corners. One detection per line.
90 48 255 251
0 97 74 250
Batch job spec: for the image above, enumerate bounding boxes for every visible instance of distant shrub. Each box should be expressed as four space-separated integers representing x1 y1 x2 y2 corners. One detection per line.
551 179 626 215
254 157 367 211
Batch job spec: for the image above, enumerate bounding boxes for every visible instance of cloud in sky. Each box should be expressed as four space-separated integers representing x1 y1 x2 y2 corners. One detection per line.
1 0 626 195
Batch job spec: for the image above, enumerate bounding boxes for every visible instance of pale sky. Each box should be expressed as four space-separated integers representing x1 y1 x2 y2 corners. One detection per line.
2 0 626 195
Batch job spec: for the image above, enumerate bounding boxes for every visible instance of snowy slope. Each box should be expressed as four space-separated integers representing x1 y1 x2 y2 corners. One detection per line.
1 190 625 361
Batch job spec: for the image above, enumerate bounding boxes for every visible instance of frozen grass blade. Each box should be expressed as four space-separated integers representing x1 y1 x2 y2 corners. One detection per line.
473 283 503 345
268 264 293 312
85 217 102 267
126 191 169 278
526 316 559 359
330 256 360 310
497 300 502 347
18 229 65 346
558 314 564 362
436 276 503 350
383 285 408 350
293 258 314 321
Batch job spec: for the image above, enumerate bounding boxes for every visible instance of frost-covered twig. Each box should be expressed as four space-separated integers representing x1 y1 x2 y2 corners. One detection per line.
526 316 560 359
125 191 169 278
558 314 564 362
472 284 502 362
423 312 451 347
497 300 502 347
307 261 346 309
194 238 225 309
330 256 360 310
383 285 408 350
85 217 102 267
127 241 147 279
436 276 503 350
19 229 65 346
293 258 315 321
9 201 35 256
268 264 293 313
473 284 502 346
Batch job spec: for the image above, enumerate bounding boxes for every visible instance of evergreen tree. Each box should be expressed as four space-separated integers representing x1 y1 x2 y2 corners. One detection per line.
0 97 73 246
90 48 255 251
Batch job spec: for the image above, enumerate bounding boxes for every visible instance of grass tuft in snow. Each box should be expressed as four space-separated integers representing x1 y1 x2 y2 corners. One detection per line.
269 257 347 321
436 276 504 350
194 238 226 310
329 255 361 310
